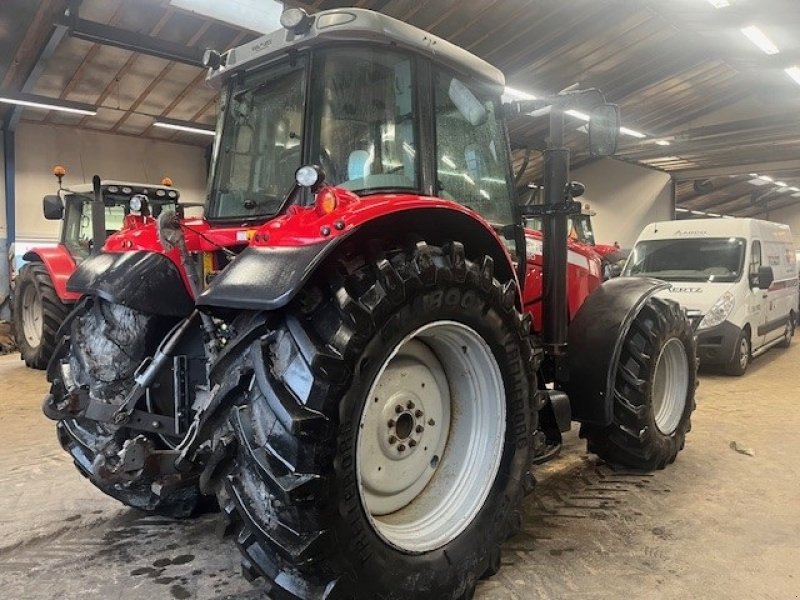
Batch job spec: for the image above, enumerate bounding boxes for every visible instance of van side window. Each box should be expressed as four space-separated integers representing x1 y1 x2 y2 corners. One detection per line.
749 241 762 280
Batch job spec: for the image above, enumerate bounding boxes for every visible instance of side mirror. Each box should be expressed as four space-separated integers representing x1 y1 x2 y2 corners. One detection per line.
755 266 774 290
43 194 64 220
568 181 586 198
589 104 620 157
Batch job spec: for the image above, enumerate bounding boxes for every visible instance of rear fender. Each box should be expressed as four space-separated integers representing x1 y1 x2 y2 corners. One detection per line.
22 247 80 303
565 277 669 426
197 204 519 312
67 251 194 317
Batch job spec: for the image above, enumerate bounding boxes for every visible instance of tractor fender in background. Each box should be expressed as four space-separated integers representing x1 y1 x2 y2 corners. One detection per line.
565 277 670 426
22 247 81 303
67 251 194 317
197 207 519 313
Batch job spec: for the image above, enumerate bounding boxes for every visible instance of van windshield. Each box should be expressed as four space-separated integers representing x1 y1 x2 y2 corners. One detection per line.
624 237 746 283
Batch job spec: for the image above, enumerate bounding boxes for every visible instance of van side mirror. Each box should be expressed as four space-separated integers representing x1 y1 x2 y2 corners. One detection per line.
589 104 620 157
43 195 64 220
753 266 774 290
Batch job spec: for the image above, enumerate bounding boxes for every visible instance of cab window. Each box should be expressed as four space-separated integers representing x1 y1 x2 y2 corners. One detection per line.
749 241 762 283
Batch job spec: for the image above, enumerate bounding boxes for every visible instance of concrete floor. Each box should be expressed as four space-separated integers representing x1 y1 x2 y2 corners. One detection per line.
0 343 798 600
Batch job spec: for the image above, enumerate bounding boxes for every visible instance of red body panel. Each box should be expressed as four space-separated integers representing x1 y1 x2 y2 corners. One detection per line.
25 246 81 303
592 243 621 258
100 187 599 323
522 229 602 333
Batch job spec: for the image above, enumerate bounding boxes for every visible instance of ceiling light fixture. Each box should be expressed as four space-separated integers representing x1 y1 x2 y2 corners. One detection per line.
775 181 788 187
153 118 215 136
655 139 671 146
741 26 779 55
620 126 647 139
675 208 690 213
0 91 97 116
691 210 706 215
785 66 800 86
708 212 722 217
758 175 774 182
565 109 590 121
502 86 537 101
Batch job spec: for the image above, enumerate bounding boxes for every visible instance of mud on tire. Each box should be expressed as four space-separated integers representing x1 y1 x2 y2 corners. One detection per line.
581 297 697 470
221 240 537 599
14 262 70 369
51 298 207 517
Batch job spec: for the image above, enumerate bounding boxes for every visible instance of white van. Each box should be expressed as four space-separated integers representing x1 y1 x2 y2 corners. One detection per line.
623 218 798 375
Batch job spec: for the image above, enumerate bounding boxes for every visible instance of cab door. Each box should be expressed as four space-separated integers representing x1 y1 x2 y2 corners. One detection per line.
747 240 769 350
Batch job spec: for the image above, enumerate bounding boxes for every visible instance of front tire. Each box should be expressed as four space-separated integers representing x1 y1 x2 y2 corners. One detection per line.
582 297 696 470
51 299 207 517
224 240 536 599
778 314 794 349
726 328 751 376
14 263 70 369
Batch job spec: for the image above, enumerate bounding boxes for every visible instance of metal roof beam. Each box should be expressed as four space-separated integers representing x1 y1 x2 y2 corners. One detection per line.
671 159 800 181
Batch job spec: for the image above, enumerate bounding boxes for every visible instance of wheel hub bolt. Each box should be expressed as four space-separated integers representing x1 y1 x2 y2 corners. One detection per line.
406 401 415 410
428 419 435 426
409 440 417 448
388 419 396 427
416 425 424 433
414 409 423 418
397 444 406 452
395 405 403 414
388 435 397 444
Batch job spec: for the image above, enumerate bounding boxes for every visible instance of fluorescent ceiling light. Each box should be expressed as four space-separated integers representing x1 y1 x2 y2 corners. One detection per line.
707 0 730 7
565 109 590 121
785 66 800 86
790 187 800 192
691 210 705 215
741 26 779 55
748 178 769 186
675 208 690 213
154 118 215 136
620 126 647 139
707 212 722 217
503 86 537 101
0 91 97 116
758 175 774 182
654 139 671 146
775 181 788 187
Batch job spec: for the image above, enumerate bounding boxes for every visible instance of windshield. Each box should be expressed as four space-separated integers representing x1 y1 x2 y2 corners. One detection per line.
208 58 306 220
524 214 595 245
624 237 746 282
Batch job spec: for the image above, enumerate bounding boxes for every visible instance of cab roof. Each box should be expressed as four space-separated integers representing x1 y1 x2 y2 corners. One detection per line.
636 217 793 243
63 180 180 195
207 8 505 89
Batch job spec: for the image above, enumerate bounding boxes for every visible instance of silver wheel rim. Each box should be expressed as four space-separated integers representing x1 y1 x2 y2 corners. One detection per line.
739 336 749 369
21 284 43 348
651 337 689 435
356 320 506 554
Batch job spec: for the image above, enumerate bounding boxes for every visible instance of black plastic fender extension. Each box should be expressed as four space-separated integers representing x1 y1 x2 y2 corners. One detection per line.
67 251 194 317
564 277 670 426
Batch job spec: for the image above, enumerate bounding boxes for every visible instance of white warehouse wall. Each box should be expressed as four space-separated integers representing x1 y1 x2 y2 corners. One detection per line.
571 158 673 248
14 122 208 242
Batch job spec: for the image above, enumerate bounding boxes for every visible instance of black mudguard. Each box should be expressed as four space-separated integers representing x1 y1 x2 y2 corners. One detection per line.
565 277 670 426
67 251 193 317
196 240 337 311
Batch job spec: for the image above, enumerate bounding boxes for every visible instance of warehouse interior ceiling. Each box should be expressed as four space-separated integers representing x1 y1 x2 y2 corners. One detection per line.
1 0 799 217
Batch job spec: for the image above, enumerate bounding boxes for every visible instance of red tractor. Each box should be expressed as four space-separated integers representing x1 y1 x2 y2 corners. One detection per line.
13 169 180 368
44 8 696 599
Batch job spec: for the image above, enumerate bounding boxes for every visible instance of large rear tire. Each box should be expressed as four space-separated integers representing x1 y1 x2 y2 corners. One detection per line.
222 240 537 599
582 297 696 470
14 262 70 369
51 298 208 517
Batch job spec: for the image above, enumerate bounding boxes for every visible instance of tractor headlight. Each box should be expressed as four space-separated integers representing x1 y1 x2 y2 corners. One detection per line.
121 186 132 194
698 291 735 330
129 194 147 213
525 237 543 258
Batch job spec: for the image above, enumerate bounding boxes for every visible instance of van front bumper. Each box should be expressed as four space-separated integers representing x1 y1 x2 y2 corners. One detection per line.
695 320 741 366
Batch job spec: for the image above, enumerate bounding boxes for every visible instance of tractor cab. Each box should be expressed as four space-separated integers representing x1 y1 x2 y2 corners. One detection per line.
43 171 181 262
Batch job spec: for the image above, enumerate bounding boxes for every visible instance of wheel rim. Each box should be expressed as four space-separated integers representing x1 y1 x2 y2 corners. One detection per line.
739 336 750 369
651 337 689 435
356 320 506 554
21 284 43 348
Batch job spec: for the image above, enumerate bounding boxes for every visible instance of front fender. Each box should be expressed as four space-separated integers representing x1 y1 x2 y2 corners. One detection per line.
565 276 670 425
23 247 81 303
67 251 194 317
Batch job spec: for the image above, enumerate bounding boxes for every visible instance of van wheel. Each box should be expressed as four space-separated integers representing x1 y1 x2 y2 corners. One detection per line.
778 315 794 349
726 329 750 376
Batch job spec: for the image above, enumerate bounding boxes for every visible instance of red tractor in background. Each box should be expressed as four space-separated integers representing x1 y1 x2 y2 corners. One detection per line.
43 8 696 599
13 168 181 368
